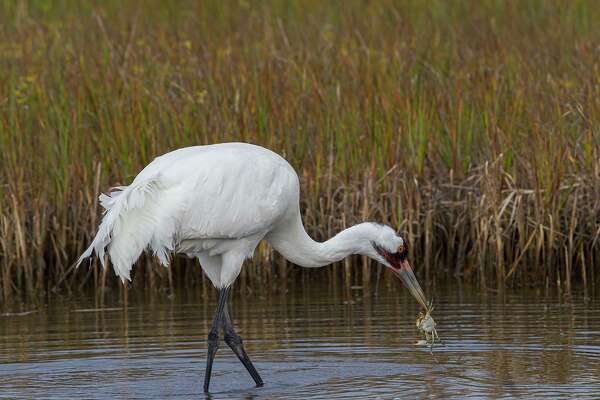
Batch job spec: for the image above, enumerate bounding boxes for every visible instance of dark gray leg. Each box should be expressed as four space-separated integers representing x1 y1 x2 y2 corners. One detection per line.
203 287 230 393
222 303 264 387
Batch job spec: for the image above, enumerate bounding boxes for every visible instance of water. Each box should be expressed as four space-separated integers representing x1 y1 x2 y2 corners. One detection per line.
1 283 599 399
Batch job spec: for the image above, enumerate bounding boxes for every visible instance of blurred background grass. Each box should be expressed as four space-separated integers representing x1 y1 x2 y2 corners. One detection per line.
0 0 598 299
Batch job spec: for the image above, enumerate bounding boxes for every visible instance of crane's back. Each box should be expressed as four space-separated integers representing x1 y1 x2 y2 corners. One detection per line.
143 143 300 242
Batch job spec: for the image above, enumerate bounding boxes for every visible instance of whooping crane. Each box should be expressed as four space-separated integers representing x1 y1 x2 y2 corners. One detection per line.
77 142 427 392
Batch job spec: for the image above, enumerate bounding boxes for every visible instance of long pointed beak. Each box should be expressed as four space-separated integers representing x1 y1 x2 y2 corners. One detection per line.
392 261 428 310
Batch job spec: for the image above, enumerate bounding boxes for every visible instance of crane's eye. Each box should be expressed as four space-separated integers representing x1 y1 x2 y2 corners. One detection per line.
396 241 409 261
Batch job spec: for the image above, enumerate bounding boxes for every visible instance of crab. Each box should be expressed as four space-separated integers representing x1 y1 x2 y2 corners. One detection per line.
415 300 440 352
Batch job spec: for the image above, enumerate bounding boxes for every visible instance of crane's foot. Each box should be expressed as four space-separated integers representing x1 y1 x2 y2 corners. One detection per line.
224 329 264 387
203 286 263 392
203 327 220 392
203 287 230 393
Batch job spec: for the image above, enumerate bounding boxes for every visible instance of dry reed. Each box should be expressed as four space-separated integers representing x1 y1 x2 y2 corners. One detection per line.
0 0 598 300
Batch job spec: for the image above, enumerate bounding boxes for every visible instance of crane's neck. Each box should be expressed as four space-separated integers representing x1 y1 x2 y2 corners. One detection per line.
267 214 378 268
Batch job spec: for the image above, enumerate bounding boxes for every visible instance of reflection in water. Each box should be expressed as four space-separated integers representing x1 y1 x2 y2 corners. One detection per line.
0 283 599 399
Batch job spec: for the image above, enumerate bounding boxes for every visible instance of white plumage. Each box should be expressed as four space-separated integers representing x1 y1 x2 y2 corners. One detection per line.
77 142 408 287
77 142 427 392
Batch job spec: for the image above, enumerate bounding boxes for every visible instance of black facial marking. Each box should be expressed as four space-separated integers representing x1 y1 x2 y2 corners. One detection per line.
398 242 409 261
371 240 409 267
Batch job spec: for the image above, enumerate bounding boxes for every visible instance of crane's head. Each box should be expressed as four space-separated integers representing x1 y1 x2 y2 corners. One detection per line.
367 224 427 309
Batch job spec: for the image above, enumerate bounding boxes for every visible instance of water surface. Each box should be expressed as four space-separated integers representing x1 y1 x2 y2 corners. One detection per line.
1 283 599 399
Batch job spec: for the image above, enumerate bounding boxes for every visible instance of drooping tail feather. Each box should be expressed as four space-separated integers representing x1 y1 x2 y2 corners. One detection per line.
76 176 172 283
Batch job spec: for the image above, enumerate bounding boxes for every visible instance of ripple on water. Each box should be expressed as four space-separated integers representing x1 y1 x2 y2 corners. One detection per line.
0 285 599 399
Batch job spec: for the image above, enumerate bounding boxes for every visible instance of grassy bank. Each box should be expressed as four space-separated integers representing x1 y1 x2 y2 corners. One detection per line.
1 0 599 300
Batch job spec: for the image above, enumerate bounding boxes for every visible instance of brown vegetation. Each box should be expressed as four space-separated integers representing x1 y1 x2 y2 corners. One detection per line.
1 0 598 300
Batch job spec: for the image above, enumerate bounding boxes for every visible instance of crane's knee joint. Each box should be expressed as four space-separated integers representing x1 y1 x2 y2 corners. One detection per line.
224 332 243 347
207 330 220 348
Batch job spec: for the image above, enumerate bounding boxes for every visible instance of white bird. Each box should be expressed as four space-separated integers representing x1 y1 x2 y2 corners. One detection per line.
77 142 427 392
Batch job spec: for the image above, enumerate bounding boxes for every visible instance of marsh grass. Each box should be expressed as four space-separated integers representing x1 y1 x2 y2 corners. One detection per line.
1 0 599 300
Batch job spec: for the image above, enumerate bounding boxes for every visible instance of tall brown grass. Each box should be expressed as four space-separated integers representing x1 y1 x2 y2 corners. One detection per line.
0 0 598 301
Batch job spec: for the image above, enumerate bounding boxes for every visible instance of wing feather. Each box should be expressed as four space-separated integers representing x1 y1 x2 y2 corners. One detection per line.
77 143 299 283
